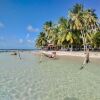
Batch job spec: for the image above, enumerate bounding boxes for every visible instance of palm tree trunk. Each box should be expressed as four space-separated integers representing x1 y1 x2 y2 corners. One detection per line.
70 44 73 51
81 31 86 52
68 44 70 50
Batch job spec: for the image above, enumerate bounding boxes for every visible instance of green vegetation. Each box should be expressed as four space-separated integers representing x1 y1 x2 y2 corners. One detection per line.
36 4 100 51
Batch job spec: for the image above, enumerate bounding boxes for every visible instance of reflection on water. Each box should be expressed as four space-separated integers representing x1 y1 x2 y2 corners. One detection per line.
0 52 100 100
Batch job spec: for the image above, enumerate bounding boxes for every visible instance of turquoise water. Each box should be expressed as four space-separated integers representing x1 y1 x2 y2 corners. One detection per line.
0 52 100 100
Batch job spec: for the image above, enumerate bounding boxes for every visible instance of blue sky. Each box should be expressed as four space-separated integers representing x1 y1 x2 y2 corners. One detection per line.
0 0 100 49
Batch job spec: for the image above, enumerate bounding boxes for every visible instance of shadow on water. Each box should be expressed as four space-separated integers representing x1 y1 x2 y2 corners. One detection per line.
64 97 79 100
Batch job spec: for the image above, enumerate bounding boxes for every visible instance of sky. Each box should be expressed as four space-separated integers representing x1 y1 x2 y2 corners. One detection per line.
0 0 100 49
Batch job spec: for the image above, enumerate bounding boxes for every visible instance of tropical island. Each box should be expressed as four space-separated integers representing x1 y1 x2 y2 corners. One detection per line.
0 1 100 100
36 4 100 57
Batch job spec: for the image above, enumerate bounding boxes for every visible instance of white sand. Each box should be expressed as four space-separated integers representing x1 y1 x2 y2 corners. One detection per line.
37 50 100 58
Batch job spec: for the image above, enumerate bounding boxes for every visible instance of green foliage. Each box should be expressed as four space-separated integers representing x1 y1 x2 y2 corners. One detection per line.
35 32 47 48
92 32 100 47
36 3 100 50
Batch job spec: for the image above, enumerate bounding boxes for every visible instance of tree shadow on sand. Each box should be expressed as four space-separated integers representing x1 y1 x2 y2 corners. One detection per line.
64 97 79 100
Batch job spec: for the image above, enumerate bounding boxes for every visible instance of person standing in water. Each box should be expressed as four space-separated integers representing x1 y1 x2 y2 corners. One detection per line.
80 48 90 70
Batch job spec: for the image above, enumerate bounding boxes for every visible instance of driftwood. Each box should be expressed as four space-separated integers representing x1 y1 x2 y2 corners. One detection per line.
39 52 57 63
43 52 56 59
80 49 90 70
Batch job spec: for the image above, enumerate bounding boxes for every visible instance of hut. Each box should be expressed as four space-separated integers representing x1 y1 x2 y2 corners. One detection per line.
43 43 61 51
47 43 56 50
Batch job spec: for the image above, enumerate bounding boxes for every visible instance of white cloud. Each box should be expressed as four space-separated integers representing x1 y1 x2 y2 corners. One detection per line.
19 38 24 43
26 33 30 39
0 22 4 28
27 39 34 44
27 25 39 33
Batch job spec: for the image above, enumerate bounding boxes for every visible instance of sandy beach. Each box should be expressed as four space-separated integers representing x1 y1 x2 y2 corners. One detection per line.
37 50 100 59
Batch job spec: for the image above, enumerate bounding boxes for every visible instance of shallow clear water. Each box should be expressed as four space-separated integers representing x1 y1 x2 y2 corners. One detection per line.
0 52 100 100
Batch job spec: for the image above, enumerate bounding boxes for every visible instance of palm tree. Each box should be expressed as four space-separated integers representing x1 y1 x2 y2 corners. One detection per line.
82 9 98 51
58 17 70 49
36 32 47 48
43 21 53 43
58 17 81 51
35 3 100 51
69 3 98 51
70 3 83 14
51 26 60 46
92 32 100 49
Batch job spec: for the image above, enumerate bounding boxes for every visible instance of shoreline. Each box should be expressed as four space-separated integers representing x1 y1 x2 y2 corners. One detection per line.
35 50 100 59
0 50 100 59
